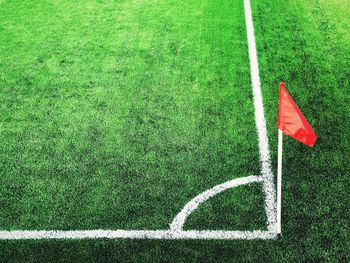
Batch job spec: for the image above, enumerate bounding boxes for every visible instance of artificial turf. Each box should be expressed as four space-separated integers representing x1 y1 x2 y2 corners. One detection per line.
0 0 349 262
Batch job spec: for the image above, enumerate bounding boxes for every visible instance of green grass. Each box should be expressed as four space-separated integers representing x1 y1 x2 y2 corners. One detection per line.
0 0 349 262
0 0 264 231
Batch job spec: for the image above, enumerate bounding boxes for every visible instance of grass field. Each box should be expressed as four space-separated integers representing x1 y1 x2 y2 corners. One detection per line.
0 0 349 262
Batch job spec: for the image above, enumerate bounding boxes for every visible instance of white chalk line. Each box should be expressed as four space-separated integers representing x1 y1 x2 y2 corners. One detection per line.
0 177 271 240
243 0 276 232
0 230 275 240
0 175 276 240
0 0 277 240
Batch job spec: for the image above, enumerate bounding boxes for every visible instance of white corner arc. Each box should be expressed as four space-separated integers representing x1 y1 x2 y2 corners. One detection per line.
170 175 262 231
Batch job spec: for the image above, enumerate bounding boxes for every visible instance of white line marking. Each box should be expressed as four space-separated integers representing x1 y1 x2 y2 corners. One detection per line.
0 0 277 240
244 0 276 232
170 176 262 231
0 176 277 241
0 230 276 240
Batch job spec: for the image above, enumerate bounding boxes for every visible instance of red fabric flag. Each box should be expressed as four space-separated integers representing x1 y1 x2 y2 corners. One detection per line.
278 81 317 147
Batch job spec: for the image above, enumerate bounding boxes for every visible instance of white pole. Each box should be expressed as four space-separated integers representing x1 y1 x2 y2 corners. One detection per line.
277 129 283 234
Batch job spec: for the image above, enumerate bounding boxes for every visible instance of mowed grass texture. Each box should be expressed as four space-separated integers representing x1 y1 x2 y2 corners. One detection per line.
0 0 265 232
0 0 349 263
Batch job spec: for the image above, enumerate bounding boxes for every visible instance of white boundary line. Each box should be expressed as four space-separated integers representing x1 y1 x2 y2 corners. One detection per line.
243 0 276 232
0 0 276 240
0 176 273 240
0 230 275 240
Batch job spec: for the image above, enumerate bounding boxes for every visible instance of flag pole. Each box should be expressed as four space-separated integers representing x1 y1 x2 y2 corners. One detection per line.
277 129 283 235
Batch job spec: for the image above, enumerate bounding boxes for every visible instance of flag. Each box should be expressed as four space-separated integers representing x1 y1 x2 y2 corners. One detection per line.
278 81 317 147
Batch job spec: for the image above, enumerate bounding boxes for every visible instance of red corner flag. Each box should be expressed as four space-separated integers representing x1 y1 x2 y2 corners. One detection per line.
278 81 317 147
276 81 317 235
